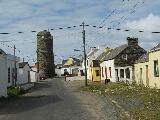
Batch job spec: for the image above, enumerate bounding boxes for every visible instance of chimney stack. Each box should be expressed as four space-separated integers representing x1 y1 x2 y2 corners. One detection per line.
127 37 138 47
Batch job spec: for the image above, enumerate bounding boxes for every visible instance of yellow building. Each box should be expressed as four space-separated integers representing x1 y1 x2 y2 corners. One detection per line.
64 58 74 66
148 45 160 88
90 60 101 82
134 54 149 86
134 44 160 88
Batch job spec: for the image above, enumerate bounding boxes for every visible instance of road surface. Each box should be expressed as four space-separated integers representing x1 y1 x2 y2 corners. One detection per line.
0 78 120 120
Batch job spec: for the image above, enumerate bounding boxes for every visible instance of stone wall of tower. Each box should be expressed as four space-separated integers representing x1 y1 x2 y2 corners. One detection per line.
37 30 55 78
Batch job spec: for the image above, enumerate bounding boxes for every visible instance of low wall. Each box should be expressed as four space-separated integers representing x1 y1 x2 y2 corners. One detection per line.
20 83 34 90
66 76 85 81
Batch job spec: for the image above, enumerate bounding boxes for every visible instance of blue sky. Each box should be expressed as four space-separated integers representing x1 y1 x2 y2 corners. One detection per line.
0 0 160 64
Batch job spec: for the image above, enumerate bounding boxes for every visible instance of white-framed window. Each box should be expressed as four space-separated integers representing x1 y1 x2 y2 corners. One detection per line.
120 69 124 78
122 54 128 60
154 60 159 77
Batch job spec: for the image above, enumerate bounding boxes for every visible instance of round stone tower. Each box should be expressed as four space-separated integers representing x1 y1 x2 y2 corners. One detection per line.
37 30 55 78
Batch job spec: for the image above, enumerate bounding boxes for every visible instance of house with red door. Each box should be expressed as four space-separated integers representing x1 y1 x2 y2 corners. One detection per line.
100 37 146 83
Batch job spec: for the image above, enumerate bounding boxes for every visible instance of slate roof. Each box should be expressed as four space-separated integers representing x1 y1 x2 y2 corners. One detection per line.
92 60 100 67
87 49 99 58
135 53 149 63
0 49 6 55
19 62 28 68
96 49 111 62
103 44 128 61
150 43 160 52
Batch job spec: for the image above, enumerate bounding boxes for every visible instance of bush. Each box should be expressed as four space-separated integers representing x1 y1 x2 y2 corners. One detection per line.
7 86 20 97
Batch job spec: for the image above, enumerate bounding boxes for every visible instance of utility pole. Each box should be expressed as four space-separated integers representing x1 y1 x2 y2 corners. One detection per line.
13 45 17 86
81 22 88 86
36 50 39 73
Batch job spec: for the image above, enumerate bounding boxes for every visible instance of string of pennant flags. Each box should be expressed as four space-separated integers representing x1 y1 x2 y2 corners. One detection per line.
0 41 36 62
0 23 160 36
0 0 158 63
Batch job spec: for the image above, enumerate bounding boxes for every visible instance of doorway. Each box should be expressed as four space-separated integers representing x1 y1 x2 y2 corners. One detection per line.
146 65 149 87
140 68 143 85
115 69 119 81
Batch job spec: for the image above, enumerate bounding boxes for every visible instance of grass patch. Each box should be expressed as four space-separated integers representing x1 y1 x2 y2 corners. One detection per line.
7 86 26 98
80 82 160 120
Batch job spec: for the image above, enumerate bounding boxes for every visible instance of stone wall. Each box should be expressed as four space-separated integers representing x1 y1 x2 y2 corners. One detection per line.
114 38 146 67
37 30 55 78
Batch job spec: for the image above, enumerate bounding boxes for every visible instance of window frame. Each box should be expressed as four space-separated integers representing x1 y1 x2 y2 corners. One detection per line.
95 70 100 76
154 60 159 77
102 67 104 77
122 54 128 60
8 68 10 83
109 67 112 78
125 68 130 79
120 69 124 78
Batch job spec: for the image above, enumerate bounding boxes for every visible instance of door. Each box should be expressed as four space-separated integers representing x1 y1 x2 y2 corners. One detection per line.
105 67 107 79
28 71 30 83
115 69 119 81
140 68 143 84
146 65 149 87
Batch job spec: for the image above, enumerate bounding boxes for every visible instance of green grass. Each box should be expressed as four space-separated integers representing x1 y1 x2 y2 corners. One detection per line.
80 82 160 120
7 86 26 98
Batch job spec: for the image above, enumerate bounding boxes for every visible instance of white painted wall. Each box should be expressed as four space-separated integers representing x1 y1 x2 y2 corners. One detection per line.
101 59 133 82
100 60 116 82
57 66 83 76
61 67 70 75
0 54 7 97
7 54 20 87
115 66 133 82
55 68 62 77
82 48 104 80
70 66 83 75
32 67 37 72
18 64 31 85
30 71 37 83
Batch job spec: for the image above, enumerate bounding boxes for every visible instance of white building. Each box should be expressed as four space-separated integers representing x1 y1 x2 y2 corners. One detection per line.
7 54 20 87
82 47 104 80
18 62 31 85
100 37 145 83
0 50 7 97
0 51 20 97
30 70 37 83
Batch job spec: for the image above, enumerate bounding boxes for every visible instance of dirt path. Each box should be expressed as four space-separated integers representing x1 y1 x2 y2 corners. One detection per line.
63 80 121 120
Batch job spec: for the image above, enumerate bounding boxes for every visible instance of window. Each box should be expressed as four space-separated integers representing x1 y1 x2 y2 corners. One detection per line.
122 54 128 60
105 67 107 78
96 70 100 76
15 68 17 81
64 69 67 72
8 68 10 83
12 68 14 81
109 67 112 78
154 60 159 77
125 68 130 79
102 67 104 77
87 60 88 66
120 69 124 78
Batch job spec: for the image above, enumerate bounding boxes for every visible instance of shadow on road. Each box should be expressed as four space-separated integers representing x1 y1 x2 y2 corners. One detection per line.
0 95 62 115
31 82 53 91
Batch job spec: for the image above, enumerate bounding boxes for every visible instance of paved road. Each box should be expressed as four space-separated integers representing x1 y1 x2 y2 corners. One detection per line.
0 78 120 120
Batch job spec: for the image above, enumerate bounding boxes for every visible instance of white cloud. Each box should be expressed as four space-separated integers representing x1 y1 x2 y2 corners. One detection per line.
126 14 160 31
0 0 160 63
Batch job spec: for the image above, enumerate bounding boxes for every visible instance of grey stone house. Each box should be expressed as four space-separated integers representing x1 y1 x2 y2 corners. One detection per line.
100 37 146 82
